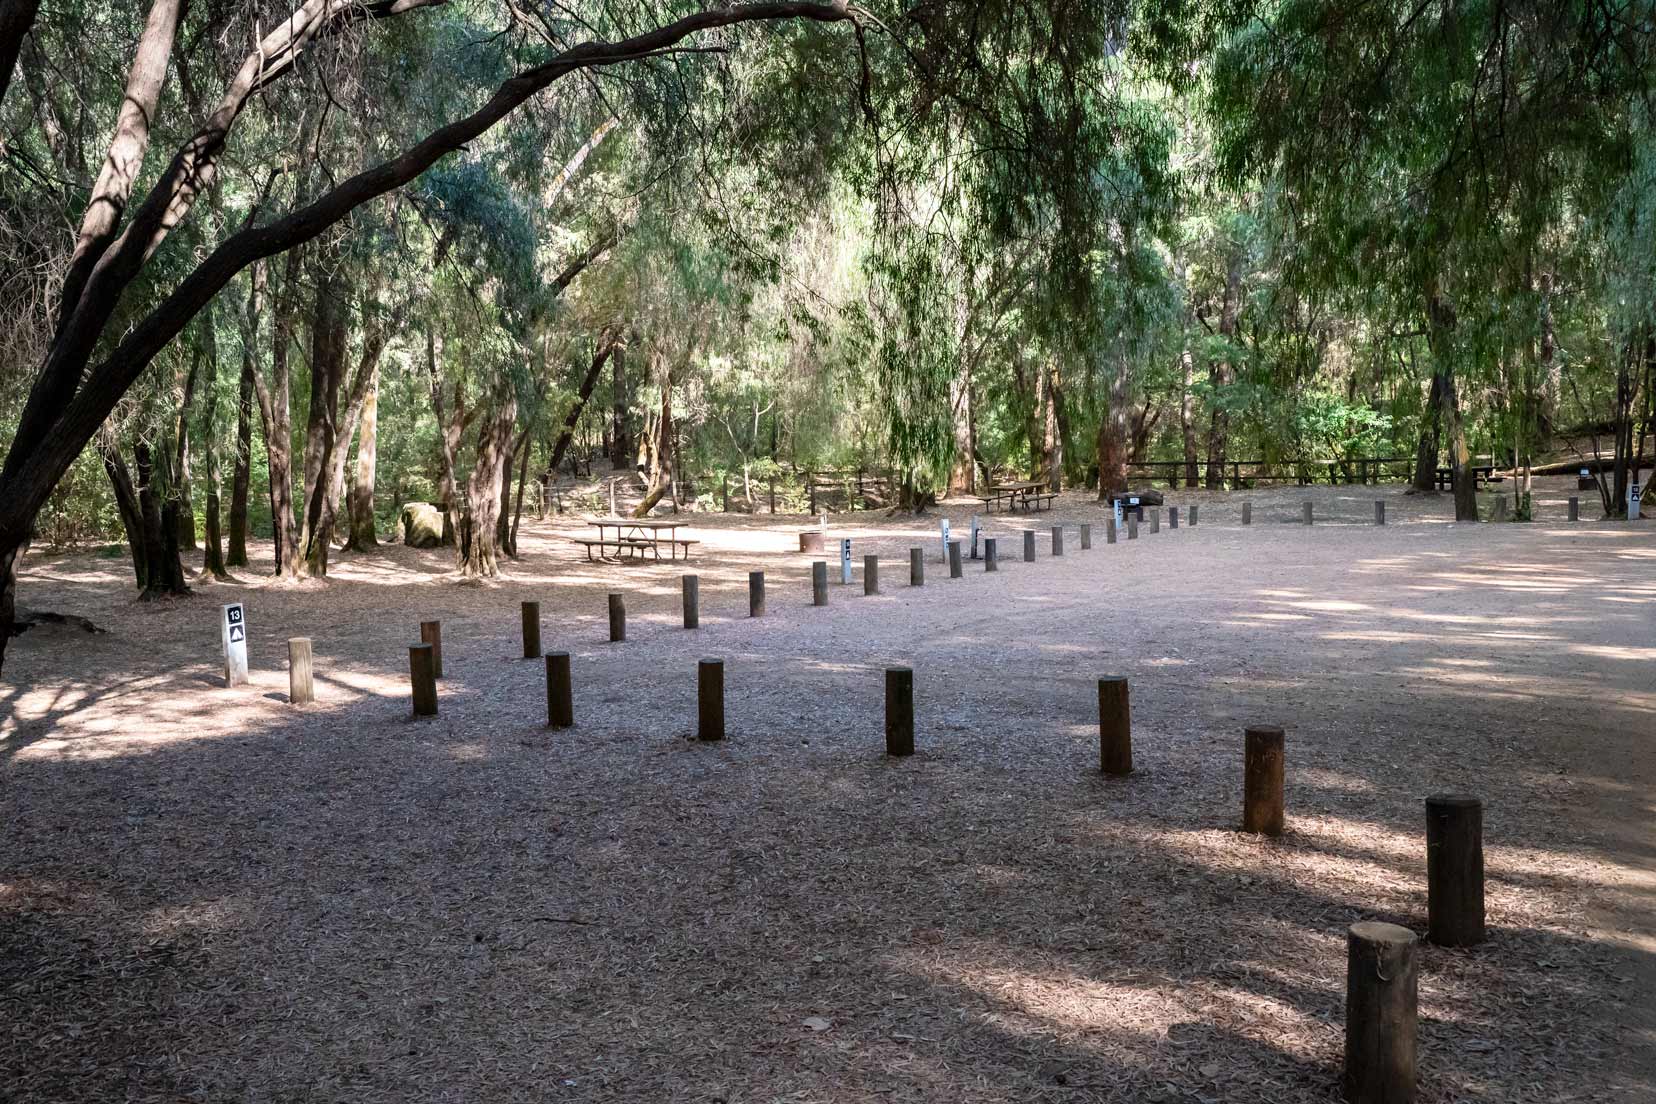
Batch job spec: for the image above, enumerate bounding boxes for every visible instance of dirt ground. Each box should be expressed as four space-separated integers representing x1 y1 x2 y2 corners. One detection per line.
3 478 1653 1103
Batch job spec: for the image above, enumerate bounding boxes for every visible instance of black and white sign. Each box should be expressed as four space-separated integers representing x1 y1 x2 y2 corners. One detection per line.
839 537 853 584
939 518 951 561
1630 482 1643 520
221 602 249 687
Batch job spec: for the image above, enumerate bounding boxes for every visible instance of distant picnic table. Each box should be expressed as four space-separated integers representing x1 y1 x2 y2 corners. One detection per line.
976 480 1057 513
572 518 699 562
1434 465 1498 491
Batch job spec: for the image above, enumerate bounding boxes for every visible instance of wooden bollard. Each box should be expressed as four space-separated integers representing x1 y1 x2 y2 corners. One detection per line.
1303 501 1314 526
984 537 998 571
419 620 443 678
1149 508 1160 534
949 540 963 578
1080 523 1092 549
1169 506 1179 529
1242 501 1252 526
288 637 314 705
749 570 765 617
1426 795 1485 947
409 643 438 717
1106 517 1117 543
697 659 724 741
1344 922 1419 1104
608 593 626 641
1051 526 1064 555
1375 500 1386 525
681 575 699 628
1243 725 1285 835
864 554 880 595
1190 504 1199 526
545 652 573 728
885 667 914 756
1023 529 1036 561
909 547 924 586
1127 514 1139 540
1491 496 1508 522
521 601 542 658
812 561 829 606
1567 496 1579 521
1097 676 1132 776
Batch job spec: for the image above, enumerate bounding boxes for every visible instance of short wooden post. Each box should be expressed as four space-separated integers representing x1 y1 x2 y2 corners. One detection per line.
419 620 443 678
1375 500 1386 525
1051 526 1064 555
409 643 438 717
1080 523 1092 549
1149 508 1160 534
1426 795 1485 947
748 570 765 617
909 547 924 586
1243 725 1285 836
608 593 626 642
1491 496 1508 522
864 554 880 595
521 601 542 658
1242 501 1253 526
1303 501 1314 526
1106 517 1117 544
681 575 699 629
948 540 963 578
885 667 914 756
1344 922 1419 1104
545 652 573 728
1567 496 1579 521
812 561 829 606
1127 514 1139 540
1098 676 1132 776
984 537 998 571
768 478 776 513
697 658 724 741
1169 506 1179 529
1190 504 1198 526
1023 529 1036 561
288 638 314 705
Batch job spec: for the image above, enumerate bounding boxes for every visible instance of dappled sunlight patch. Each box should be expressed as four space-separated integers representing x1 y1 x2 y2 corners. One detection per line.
141 895 251 937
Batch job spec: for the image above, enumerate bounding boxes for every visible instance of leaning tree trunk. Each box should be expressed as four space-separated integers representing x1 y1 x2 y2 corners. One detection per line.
100 440 150 589
345 362 380 551
631 369 675 518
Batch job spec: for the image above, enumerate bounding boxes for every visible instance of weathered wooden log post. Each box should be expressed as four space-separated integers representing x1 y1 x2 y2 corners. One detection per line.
1149 508 1160 534
1426 795 1485 947
1375 500 1386 526
1242 501 1253 526
1344 921 1419 1104
1127 514 1139 540
984 537 998 571
885 667 914 756
1051 526 1064 555
1243 725 1286 836
1023 529 1036 562
749 571 765 617
545 652 573 728
812 561 829 606
1491 496 1509 522
1190 504 1199 526
680 576 699 629
697 658 725 741
1567 496 1580 521
909 547 924 586
1098 676 1132 776
409 643 438 717
949 540 964 578
604 593 626 642
419 620 443 678
288 638 314 705
1106 517 1118 544
521 602 542 658
1080 523 1092 549
864 554 880 595
1169 506 1179 529
1303 501 1314 526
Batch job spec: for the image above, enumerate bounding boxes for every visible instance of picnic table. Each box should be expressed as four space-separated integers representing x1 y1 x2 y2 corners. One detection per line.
975 480 1057 513
572 518 699 562
1434 465 1498 491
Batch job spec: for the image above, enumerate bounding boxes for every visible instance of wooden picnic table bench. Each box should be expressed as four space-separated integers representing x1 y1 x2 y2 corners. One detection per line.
572 518 699 562
1434 465 1498 491
976 481 1057 513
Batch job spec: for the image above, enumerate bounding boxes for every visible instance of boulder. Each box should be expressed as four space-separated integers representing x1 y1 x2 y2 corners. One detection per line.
399 502 443 548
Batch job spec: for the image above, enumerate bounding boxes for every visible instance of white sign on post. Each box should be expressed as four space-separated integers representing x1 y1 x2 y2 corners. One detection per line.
1112 499 1124 528
221 602 248 687
840 537 853 584
939 518 951 561
1630 482 1643 520
819 513 829 532
970 516 982 560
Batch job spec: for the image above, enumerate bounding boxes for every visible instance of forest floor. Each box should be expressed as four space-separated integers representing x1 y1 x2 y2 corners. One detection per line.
3 478 1653 1104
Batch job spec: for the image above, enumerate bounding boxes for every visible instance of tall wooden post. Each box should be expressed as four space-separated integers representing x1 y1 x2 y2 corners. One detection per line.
1243 725 1285 835
1098 676 1132 776
812 561 829 605
1303 501 1314 526
909 547 924 586
288 638 314 705
1127 514 1139 540
1149 508 1160 534
1426 795 1485 946
682 575 699 628
1080 524 1092 549
749 571 765 617
1344 922 1419 1104
864 554 880 595
521 601 542 658
1190 504 1198 526
948 540 963 578
885 667 914 756
409 643 438 717
698 659 725 741
1051 526 1064 555
1375 500 1386 525
608 593 626 642
1242 501 1252 526
545 652 573 728
769 478 776 513
419 620 443 678
1169 506 1179 529
1106 517 1117 544
1567 496 1579 521
984 537 998 571
1022 529 1036 561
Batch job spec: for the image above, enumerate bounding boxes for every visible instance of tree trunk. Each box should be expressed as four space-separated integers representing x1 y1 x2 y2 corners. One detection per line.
1537 270 1558 440
508 427 532 556
1411 369 1443 492
950 353 977 495
200 310 229 580
100 440 149 588
427 326 464 547
297 272 348 577
548 330 621 474
133 441 189 599
458 389 517 577
172 342 201 551
251 251 301 576
1205 248 1243 488
632 363 675 518
610 340 631 470
227 263 262 567
345 362 380 551
1048 361 1069 492
1425 285 1478 521
1180 347 1199 487
1096 356 1132 499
